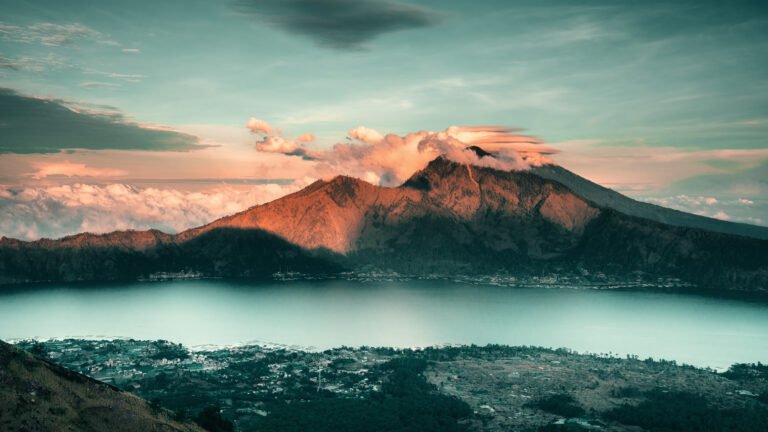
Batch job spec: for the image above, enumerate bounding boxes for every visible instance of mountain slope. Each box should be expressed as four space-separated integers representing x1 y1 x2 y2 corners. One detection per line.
0 340 204 432
0 157 766 292
174 157 766 290
194 157 600 257
532 164 768 240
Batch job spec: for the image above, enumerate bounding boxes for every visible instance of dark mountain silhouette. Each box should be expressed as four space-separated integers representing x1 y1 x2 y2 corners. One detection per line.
1 156 766 293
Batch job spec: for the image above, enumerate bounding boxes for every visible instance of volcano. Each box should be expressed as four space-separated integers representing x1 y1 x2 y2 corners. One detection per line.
1 156 767 293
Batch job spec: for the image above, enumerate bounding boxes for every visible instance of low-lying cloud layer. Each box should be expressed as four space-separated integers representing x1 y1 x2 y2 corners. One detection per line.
248 119 558 186
0 88 207 153
233 0 439 50
0 181 309 240
642 194 766 227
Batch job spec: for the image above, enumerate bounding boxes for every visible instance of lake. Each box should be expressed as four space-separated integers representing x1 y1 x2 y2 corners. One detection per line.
1 279 767 370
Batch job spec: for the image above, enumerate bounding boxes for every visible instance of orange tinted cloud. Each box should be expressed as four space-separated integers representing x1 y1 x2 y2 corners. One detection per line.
348 126 384 143
246 117 275 135
29 161 127 179
296 132 315 143
251 122 556 186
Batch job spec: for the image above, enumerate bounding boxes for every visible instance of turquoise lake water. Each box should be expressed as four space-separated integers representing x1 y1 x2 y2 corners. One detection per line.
1 279 767 369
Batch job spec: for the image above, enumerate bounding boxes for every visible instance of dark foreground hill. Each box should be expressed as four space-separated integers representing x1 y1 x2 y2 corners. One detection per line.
1 156 766 293
0 340 204 432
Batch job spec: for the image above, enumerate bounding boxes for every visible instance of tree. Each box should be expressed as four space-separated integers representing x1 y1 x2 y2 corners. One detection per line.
195 406 234 432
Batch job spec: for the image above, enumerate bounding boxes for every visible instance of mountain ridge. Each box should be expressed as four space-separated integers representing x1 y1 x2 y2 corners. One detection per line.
1 157 766 293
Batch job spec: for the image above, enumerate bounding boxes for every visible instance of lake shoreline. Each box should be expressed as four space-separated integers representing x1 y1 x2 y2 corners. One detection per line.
2 271 767 302
2 279 767 370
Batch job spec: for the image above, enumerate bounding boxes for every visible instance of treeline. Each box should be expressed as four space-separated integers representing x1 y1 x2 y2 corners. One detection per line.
526 389 768 432
252 357 471 432
0 227 343 284
604 389 768 432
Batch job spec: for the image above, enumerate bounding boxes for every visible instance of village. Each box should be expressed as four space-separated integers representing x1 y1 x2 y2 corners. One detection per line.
15 339 393 430
14 339 768 431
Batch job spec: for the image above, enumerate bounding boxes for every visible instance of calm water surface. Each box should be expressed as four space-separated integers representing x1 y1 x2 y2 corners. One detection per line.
1 279 767 369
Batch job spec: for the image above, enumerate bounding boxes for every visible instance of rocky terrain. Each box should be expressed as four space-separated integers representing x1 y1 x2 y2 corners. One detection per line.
1 156 766 293
0 340 204 432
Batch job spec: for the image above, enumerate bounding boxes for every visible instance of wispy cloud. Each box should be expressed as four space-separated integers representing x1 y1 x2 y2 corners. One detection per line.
79 81 122 89
82 70 146 83
0 22 117 46
28 161 127 179
233 0 440 50
0 54 69 73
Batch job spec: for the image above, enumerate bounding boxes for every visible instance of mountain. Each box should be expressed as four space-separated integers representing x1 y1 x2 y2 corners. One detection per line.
532 164 768 240
1 157 766 293
0 340 204 432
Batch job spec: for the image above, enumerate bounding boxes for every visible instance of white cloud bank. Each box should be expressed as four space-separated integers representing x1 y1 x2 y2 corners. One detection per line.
0 181 311 240
643 195 766 227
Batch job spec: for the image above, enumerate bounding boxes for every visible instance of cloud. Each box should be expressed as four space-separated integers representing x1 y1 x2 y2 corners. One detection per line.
254 135 299 153
296 132 315 143
251 121 556 186
247 118 318 160
246 117 275 134
0 181 312 240
0 88 208 153
348 126 384 143
27 162 127 180
254 135 316 160
0 54 68 73
1 55 140 86
122 48 141 54
0 22 115 46
233 0 440 50
642 194 766 227
102 72 145 83
79 81 122 88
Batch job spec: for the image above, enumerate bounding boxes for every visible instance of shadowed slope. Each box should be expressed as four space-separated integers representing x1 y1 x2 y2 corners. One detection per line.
0 341 204 432
0 227 344 285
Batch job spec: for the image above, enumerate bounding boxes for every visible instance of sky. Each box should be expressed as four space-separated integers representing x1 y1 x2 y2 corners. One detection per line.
1 0 767 240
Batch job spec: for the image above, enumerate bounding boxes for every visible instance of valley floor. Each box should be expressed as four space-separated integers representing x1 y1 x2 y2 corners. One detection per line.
10 339 768 432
